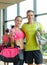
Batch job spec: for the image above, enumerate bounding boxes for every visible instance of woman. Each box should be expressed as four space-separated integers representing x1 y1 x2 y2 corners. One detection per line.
10 16 25 65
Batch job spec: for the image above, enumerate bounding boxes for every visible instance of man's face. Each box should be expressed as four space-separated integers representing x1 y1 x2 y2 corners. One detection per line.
27 12 34 21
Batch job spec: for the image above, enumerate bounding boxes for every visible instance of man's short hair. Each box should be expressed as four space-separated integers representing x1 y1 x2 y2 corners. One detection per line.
27 10 34 14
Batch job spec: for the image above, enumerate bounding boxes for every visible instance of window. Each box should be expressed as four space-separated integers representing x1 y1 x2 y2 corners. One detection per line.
20 0 33 17
7 21 15 29
37 15 47 32
7 4 17 20
37 0 47 14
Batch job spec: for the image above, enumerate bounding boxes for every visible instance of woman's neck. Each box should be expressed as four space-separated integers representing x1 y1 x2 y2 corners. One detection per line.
14 26 19 30
15 25 19 28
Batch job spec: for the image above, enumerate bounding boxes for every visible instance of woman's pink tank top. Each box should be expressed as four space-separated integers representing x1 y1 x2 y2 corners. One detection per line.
10 28 24 40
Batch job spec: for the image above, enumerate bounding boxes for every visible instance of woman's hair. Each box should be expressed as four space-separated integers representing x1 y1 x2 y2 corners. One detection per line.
27 10 34 14
15 16 22 20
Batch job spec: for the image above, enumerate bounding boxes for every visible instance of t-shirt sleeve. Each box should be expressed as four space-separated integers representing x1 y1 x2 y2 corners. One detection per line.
38 22 43 31
21 25 24 30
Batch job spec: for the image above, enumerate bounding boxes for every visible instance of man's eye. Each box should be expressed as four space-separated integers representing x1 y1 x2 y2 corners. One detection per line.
31 15 33 16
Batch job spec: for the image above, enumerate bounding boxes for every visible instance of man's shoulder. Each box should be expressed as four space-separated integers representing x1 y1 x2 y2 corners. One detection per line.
23 23 27 25
35 21 42 25
21 23 27 30
22 23 27 27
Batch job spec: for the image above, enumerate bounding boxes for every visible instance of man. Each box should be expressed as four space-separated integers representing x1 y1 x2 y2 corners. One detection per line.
22 10 43 65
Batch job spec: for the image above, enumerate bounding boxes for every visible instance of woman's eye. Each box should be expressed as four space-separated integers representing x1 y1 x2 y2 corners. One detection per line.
20 21 22 22
17 20 19 21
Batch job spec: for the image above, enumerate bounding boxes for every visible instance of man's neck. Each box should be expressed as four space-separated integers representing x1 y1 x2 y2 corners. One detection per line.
28 20 34 24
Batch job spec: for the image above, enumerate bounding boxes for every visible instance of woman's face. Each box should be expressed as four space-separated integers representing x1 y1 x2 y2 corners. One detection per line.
14 17 22 27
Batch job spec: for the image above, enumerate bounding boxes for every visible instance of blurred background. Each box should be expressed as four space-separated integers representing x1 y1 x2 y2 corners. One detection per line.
0 0 47 65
